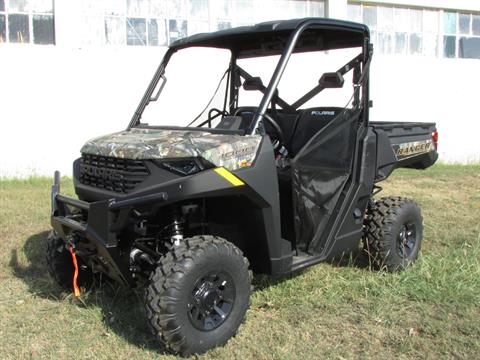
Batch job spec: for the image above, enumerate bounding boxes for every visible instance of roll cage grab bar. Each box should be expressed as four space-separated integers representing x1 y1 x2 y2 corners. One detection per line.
128 19 372 132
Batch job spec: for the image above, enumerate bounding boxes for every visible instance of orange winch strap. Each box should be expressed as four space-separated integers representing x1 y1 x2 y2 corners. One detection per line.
69 245 81 297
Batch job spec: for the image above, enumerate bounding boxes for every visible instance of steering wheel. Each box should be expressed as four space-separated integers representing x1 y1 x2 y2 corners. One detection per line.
235 108 287 157
208 108 229 120
262 114 286 149
204 108 229 127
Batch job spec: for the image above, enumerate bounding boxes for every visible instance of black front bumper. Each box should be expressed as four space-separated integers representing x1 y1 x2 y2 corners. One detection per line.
50 171 167 286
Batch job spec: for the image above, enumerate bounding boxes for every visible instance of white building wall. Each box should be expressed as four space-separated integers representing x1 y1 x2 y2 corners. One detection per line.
369 55 480 164
0 0 479 177
0 45 163 177
1 46 478 178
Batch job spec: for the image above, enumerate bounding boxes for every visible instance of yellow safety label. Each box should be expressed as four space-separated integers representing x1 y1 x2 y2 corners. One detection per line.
214 167 245 187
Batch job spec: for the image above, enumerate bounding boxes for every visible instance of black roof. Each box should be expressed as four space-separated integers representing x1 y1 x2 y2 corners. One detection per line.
170 18 369 57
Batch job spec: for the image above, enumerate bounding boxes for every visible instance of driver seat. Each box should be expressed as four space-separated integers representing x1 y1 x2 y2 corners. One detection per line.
232 107 300 149
289 107 343 156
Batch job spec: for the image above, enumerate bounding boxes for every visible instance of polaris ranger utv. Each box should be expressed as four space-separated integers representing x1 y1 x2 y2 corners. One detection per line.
48 18 438 355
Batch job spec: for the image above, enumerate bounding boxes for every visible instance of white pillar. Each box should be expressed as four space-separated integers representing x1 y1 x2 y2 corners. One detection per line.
326 0 348 20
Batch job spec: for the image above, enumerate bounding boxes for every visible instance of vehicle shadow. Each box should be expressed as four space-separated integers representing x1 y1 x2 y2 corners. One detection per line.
9 230 166 355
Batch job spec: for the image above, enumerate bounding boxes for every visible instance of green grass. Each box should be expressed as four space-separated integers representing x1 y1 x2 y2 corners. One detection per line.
0 165 479 359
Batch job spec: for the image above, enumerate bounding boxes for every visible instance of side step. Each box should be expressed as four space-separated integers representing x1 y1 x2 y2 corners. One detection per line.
291 250 326 272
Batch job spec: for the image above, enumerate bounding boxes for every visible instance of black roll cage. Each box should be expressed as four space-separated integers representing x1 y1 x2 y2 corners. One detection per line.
128 18 372 133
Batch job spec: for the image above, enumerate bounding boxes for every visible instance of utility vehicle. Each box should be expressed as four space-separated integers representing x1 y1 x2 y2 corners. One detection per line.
48 18 438 355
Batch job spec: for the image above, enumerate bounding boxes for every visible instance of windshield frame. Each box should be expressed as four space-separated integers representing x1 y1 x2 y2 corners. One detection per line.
128 19 372 133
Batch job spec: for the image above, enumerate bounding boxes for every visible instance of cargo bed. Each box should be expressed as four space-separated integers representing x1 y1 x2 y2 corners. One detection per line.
370 121 438 182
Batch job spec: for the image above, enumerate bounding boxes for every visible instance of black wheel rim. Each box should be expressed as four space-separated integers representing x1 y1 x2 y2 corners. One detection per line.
188 271 236 331
397 223 417 258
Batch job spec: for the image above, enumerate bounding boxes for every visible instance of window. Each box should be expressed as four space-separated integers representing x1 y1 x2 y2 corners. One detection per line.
9 13 28 42
126 18 146 45
168 19 187 42
363 5 377 29
188 0 208 35
459 13 470 34
32 14 54 44
148 19 166 46
105 16 124 45
459 37 480 59
473 15 480 36
395 32 407 55
0 0 54 44
0 14 5 42
348 3 480 60
443 36 455 58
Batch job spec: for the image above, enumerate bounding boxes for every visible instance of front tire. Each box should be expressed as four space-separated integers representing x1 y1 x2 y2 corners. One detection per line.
45 231 93 290
363 197 423 271
145 236 252 356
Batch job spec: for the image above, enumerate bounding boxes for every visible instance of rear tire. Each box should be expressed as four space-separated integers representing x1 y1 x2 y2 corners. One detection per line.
45 231 93 290
145 236 252 356
363 197 423 271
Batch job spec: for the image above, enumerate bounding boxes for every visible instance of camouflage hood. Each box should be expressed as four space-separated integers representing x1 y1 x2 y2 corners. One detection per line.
81 128 262 171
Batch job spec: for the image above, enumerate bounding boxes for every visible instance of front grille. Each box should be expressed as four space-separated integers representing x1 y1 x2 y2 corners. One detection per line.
79 154 149 193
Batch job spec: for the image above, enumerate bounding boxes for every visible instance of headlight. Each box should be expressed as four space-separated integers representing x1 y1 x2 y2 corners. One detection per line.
155 158 213 176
